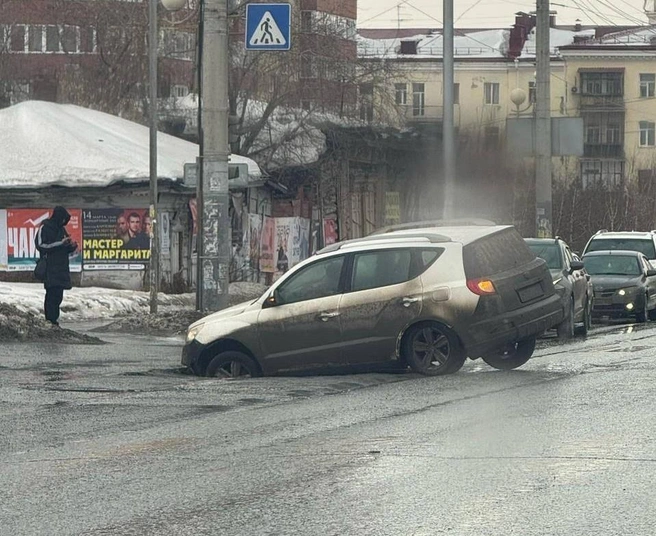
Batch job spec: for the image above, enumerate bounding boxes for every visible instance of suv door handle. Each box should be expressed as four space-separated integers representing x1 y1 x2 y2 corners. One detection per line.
319 311 340 322
402 297 420 307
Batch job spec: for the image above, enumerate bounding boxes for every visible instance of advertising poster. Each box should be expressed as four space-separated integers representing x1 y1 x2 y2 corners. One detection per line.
275 218 292 274
247 214 263 274
6 208 83 272
289 218 310 268
323 218 338 246
82 208 150 270
160 212 171 255
259 216 275 273
0 210 7 270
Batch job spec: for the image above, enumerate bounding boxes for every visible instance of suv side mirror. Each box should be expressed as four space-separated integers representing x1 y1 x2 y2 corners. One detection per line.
570 260 585 272
647 269 656 277
263 289 281 308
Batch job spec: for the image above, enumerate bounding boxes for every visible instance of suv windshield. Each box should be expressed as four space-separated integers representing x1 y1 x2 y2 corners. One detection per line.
527 243 561 270
586 238 656 259
583 255 641 276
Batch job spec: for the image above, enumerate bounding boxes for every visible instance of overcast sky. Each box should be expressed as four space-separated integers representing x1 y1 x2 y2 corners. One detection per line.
358 0 650 29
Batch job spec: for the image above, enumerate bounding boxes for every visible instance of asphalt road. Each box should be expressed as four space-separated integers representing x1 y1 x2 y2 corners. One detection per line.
1 322 655 535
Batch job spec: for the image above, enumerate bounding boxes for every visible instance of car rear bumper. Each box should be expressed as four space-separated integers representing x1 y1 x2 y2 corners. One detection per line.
461 293 564 358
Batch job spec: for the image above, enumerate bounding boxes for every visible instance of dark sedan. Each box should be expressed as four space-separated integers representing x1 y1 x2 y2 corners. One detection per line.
582 250 656 323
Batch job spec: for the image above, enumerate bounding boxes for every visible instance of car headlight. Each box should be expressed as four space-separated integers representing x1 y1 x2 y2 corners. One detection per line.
617 287 637 297
186 323 205 343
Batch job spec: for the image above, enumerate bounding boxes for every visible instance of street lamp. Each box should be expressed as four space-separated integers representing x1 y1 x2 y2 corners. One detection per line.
148 0 186 315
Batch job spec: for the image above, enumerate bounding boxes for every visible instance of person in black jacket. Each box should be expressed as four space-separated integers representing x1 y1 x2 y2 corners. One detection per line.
35 206 78 326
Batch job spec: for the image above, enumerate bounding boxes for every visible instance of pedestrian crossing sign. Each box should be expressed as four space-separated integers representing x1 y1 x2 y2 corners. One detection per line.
246 3 291 51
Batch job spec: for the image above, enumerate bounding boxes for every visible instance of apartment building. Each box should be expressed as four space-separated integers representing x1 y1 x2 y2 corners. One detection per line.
0 0 195 116
358 12 656 188
560 26 656 187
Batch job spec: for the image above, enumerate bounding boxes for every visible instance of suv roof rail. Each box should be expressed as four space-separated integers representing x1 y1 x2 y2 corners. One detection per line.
595 229 609 234
318 232 451 254
370 218 496 235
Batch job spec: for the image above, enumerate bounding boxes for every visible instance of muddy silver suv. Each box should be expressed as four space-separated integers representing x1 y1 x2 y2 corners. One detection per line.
182 223 563 378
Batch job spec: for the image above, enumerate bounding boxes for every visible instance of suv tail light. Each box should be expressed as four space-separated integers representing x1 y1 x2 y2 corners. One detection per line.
467 278 497 296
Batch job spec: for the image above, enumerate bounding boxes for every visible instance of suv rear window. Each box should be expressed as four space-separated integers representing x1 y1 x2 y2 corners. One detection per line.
463 228 535 279
586 238 656 259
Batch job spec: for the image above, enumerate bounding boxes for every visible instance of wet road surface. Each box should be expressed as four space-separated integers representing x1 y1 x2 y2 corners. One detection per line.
1 322 655 535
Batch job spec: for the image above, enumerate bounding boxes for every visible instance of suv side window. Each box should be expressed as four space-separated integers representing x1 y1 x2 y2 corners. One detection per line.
276 255 345 305
564 245 574 268
351 249 412 292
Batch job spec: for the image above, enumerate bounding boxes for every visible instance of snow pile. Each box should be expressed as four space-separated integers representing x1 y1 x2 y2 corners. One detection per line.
0 101 261 189
0 281 267 334
0 282 194 321
0 303 102 344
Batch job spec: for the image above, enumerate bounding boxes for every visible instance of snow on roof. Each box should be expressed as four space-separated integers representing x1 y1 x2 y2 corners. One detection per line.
520 27 597 57
0 101 261 189
358 29 509 59
559 25 656 48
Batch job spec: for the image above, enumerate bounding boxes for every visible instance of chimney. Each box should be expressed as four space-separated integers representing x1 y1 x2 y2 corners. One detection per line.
647 0 656 24
574 19 582 32
508 11 536 59
549 12 557 27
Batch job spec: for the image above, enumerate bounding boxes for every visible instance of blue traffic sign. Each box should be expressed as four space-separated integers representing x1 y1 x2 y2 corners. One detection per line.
245 3 291 51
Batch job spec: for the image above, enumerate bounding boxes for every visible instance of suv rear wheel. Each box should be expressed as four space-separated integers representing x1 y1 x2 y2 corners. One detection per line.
482 337 536 370
402 323 465 376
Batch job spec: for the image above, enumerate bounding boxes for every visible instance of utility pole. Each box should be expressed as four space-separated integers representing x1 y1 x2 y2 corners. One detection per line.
442 0 456 219
148 0 159 314
197 0 230 311
535 0 552 237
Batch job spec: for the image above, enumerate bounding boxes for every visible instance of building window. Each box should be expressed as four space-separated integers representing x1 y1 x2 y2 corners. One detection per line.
606 123 621 145
300 11 313 33
61 26 77 53
28 26 43 52
484 82 500 105
395 83 407 105
359 83 374 123
171 85 189 98
640 73 655 98
528 81 536 103
412 83 425 116
640 121 655 147
586 125 601 144
580 71 623 96
581 160 624 189
10 25 25 52
453 83 460 105
80 27 96 53
46 26 60 52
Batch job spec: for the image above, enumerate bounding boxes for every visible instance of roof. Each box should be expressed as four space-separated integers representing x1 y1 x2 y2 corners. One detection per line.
590 231 656 238
560 25 656 51
583 250 644 257
0 101 262 189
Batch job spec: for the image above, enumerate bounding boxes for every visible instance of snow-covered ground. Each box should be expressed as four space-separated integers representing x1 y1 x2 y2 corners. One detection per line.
0 282 267 322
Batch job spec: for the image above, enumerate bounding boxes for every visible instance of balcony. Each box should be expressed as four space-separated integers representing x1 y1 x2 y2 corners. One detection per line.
578 94 625 111
583 143 624 158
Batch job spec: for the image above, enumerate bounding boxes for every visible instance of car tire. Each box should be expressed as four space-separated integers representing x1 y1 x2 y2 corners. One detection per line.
636 294 649 323
402 323 465 376
556 298 575 339
482 337 536 371
206 351 261 379
575 296 592 336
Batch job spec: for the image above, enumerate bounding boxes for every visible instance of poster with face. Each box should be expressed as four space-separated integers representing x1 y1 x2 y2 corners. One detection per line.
82 208 150 270
5 209 83 272
247 214 263 274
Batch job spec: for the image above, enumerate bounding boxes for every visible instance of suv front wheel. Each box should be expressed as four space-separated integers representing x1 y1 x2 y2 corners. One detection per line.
402 323 466 376
482 337 536 370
